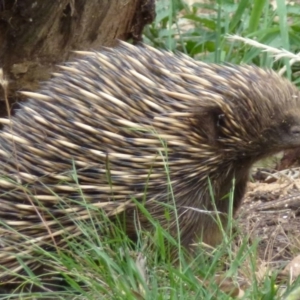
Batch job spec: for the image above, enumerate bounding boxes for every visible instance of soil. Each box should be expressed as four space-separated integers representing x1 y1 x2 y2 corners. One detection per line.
238 167 300 274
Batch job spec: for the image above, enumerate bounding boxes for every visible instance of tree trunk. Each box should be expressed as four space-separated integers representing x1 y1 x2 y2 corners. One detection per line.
0 0 155 116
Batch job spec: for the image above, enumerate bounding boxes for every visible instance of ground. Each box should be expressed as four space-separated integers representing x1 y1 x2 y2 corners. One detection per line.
238 167 300 280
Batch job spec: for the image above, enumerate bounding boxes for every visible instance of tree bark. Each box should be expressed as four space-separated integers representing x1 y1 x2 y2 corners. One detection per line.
0 0 155 116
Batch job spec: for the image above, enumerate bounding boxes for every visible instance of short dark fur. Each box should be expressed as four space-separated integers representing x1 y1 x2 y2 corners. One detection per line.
0 42 300 284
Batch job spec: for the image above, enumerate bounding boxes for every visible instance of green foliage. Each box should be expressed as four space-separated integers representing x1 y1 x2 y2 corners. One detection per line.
143 0 300 77
1 190 252 299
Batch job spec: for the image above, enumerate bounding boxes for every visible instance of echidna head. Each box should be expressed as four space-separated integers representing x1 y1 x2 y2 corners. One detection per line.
204 66 300 161
263 109 300 151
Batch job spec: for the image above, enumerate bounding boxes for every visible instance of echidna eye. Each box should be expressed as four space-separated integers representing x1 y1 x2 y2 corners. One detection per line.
217 114 225 127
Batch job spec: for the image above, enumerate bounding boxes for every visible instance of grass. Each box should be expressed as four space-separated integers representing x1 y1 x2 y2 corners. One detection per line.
2 0 300 299
143 0 300 83
0 173 293 299
0 178 253 300
3 182 296 299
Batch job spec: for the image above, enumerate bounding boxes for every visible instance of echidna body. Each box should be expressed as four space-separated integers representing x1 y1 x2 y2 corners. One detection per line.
1 42 300 281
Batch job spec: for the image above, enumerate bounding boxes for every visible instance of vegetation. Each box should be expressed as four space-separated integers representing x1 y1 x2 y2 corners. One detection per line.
144 0 300 83
0 180 259 300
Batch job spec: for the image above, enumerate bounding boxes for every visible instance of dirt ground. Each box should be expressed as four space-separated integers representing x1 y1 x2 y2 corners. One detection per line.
238 167 300 274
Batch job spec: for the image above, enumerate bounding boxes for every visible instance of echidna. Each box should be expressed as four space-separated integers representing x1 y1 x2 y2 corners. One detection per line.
0 42 300 285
